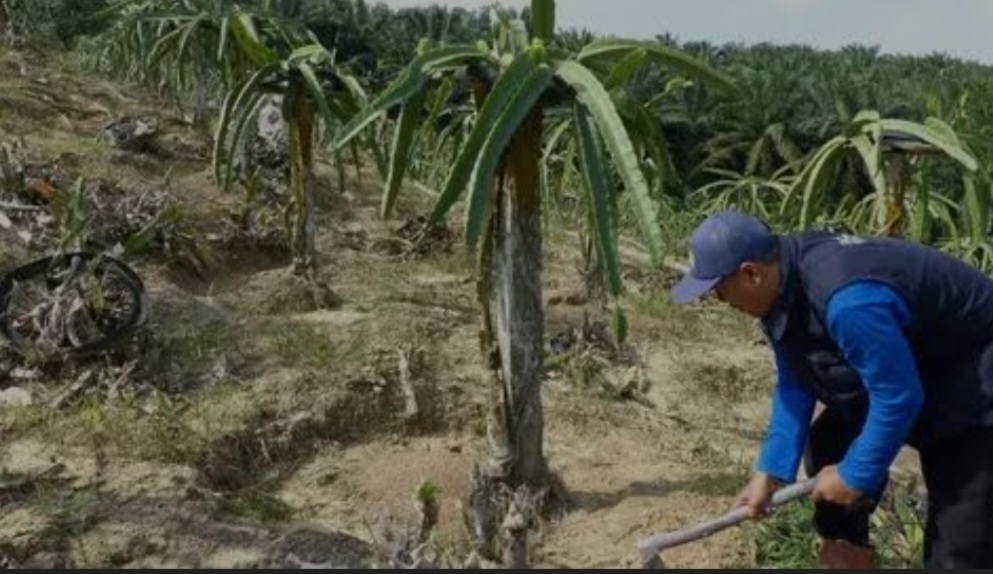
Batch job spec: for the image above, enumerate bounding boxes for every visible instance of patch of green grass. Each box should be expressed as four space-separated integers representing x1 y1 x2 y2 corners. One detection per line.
179 385 259 440
625 289 759 343
36 135 111 159
419 252 471 276
871 485 926 568
267 322 338 366
414 478 440 503
55 394 189 459
681 468 751 498
158 315 242 365
0 404 59 436
24 383 259 466
626 290 681 319
31 485 103 553
734 482 925 569
213 488 293 524
735 497 818 569
262 319 372 369
141 311 247 392
625 291 705 337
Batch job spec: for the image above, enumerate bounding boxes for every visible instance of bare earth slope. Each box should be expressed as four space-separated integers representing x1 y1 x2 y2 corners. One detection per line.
0 48 780 569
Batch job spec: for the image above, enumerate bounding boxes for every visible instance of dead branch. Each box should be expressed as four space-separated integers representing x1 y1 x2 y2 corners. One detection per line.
50 368 96 409
397 346 418 421
106 360 138 399
0 201 41 212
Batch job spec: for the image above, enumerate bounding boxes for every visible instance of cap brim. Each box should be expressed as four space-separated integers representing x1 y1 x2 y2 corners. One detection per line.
670 274 721 304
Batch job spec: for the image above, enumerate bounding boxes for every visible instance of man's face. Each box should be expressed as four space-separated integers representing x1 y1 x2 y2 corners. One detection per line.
712 261 780 318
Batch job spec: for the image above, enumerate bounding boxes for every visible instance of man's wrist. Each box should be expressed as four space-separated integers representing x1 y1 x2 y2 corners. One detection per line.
837 461 873 495
758 471 789 487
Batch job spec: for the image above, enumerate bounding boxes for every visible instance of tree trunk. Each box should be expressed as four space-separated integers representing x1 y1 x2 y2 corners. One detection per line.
288 86 316 276
0 0 12 40
493 106 545 485
581 223 606 305
193 37 208 130
333 149 346 196
881 154 912 237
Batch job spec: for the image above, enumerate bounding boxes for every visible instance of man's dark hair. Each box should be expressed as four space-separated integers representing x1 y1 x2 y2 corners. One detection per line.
755 245 780 265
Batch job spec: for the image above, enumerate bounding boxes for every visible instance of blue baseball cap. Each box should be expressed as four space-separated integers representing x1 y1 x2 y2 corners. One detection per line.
670 210 777 303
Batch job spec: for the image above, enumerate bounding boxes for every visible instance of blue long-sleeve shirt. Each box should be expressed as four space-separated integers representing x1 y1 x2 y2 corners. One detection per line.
755 280 925 494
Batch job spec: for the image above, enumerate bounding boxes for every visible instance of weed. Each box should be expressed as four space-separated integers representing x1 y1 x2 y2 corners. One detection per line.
872 483 926 568
625 291 706 339
737 497 818 568
627 291 677 319
31 486 103 553
0 403 58 435
18 383 257 469
157 316 240 364
414 479 440 504
213 488 293 524
32 136 111 166
624 289 758 343
262 319 371 369
735 480 925 569
139 309 245 393
419 252 470 276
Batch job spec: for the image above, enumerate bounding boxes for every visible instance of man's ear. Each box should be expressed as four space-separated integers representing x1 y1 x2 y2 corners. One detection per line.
739 261 761 285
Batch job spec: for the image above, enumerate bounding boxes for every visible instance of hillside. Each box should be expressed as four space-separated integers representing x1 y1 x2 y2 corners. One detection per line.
0 47 803 569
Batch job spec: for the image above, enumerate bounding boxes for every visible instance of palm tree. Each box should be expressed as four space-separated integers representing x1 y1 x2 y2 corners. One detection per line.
694 64 806 178
690 165 795 223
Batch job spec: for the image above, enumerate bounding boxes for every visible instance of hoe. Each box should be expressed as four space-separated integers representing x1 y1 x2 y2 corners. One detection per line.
635 478 816 569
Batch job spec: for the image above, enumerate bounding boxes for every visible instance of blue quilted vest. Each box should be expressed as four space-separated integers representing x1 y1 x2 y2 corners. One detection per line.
762 231 993 449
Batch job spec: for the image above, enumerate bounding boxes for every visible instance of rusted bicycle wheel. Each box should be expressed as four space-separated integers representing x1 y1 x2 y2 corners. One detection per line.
0 251 148 358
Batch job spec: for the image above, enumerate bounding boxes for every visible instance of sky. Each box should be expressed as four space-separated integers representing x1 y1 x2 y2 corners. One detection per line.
376 0 993 65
